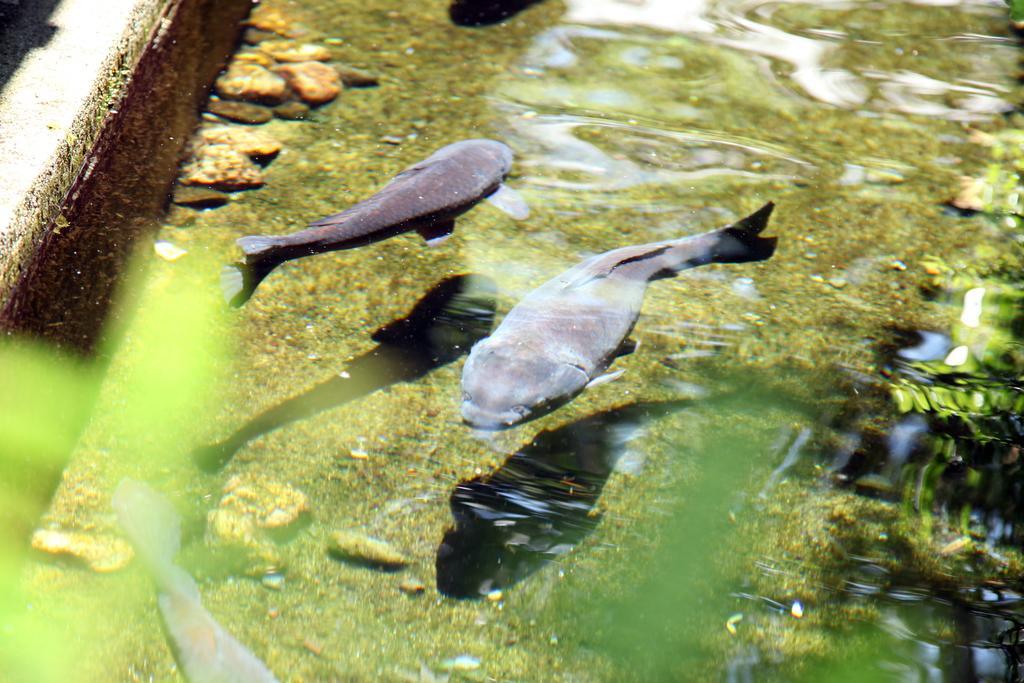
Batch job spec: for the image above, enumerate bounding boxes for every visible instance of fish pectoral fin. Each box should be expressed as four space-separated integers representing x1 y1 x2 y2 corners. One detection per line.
585 368 625 390
416 220 456 247
486 184 530 220
615 338 639 358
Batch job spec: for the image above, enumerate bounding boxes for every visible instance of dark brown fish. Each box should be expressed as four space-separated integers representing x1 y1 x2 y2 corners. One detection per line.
460 203 777 430
222 139 528 307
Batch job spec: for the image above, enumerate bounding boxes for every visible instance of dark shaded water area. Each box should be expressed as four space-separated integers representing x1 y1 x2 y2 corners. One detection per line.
15 0 1024 680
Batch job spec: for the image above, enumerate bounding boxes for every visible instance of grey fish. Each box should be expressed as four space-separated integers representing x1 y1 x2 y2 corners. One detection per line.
460 203 777 430
113 479 279 683
222 139 528 307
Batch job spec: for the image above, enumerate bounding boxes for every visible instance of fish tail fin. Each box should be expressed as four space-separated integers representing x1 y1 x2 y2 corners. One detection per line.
223 235 284 307
711 202 777 264
237 235 282 259
221 263 265 308
112 479 199 600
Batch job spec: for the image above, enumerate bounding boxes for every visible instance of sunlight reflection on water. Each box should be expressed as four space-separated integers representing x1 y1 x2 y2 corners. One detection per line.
496 0 1013 214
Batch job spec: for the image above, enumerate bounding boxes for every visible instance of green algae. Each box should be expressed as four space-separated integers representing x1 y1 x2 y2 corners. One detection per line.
14 0 1024 680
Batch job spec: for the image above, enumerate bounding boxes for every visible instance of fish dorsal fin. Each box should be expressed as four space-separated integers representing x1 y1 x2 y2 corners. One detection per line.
562 245 671 290
391 159 435 182
486 184 530 220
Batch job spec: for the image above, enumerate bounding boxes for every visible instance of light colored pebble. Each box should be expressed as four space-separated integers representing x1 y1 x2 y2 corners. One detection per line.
399 577 426 595
261 40 332 63
218 476 309 529
273 61 341 105
154 241 188 261
31 529 134 573
328 530 408 570
215 62 290 105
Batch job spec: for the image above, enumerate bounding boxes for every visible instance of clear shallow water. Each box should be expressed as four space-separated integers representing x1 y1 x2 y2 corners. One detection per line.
17 0 1024 680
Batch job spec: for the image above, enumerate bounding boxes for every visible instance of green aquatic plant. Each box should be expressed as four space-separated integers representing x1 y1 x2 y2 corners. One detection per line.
0 340 99 682
1009 0 1024 28
876 115 1024 550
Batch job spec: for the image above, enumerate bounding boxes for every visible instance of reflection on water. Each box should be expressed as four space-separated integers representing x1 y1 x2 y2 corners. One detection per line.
840 572 1024 680
505 109 810 194
495 0 1014 222
437 401 686 598
823 267 1024 679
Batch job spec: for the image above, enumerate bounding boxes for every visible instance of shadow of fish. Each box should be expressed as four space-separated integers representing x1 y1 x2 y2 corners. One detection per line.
460 202 777 430
222 139 528 307
193 274 497 472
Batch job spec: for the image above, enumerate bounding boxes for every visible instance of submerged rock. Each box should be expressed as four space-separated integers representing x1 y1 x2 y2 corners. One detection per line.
232 48 276 69
180 124 281 192
261 40 332 63
273 62 341 105
243 27 279 45
950 175 985 212
31 528 134 573
215 62 290 105
205 477 308 575
335 64 380 88
207 99 273 125
399 576 426 595
328 530 409 570
218 476 310 530
197 126 282 159
180 146 265 191
273 101 310 121
208 507 261 546
172 184 230 209
245 5 304 38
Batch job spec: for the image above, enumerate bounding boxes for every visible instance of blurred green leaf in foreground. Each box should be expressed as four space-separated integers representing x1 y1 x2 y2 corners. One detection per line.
0 258 228 681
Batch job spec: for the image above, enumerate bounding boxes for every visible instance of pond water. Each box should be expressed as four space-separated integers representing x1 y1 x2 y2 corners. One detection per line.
17 0 1024 680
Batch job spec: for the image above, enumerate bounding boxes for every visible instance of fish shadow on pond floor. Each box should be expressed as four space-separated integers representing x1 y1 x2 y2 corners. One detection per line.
436 400 689 599
193 274 497 472
448 0 545 26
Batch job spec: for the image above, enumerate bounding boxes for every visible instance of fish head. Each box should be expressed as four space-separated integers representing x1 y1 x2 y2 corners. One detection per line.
460 139 514 178
461 346 587 430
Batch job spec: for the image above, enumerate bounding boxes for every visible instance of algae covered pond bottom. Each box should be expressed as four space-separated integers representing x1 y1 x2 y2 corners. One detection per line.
13 0 1024 680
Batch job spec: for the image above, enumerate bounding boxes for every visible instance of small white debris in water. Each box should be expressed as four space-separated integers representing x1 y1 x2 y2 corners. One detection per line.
944 345 969 367
725 613 743 635
154 241 187 261
791 601 804 619
339 370 351 379
439 655 480 672
261 572 285 590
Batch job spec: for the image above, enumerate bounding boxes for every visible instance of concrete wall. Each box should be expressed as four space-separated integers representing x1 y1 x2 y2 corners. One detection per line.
0 0 251 350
